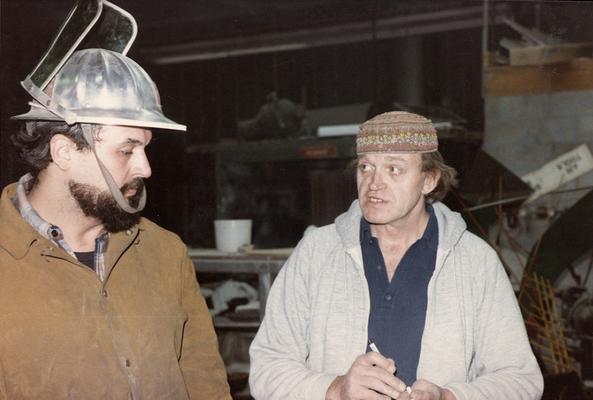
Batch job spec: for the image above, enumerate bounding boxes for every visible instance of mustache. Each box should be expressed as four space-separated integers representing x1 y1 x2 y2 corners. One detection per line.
120 178 145 208
120 178 145 193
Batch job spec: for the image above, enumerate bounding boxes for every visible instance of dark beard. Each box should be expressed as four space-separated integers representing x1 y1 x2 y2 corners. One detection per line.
69 178 144 233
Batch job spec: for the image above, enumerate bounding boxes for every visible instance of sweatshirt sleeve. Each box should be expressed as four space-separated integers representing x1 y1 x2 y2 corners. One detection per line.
249 237 338 400
445 243 544 400
178 251 232 400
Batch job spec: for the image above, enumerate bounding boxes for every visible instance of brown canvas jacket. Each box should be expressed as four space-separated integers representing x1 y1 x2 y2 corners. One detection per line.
0 183 231 399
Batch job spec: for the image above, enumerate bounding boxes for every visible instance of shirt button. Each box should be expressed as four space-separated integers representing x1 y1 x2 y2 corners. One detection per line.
376 265 381 271
124 359 131 367
384 294 392 301
101 289 108 298
125 229 133 236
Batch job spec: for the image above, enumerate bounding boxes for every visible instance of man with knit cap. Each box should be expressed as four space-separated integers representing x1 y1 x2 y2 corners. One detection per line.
249 111 543 400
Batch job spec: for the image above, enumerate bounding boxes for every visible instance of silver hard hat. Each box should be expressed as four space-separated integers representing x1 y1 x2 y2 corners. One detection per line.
12 0 185 215
12 0 185 132
14 48 185 131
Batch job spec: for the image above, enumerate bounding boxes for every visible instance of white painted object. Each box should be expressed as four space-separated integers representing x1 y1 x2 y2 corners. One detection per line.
317 124 360 137
214 219 252 253
521 144 593 203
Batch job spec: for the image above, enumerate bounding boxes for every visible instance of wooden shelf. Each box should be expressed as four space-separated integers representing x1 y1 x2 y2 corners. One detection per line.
213 316 261 329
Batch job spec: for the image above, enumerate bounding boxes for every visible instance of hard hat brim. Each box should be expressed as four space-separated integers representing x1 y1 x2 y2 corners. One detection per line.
11 102 186 132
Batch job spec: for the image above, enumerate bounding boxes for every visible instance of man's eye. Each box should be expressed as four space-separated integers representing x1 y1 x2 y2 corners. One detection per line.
389 166 401 175
358 164 371 172
120 149 133 156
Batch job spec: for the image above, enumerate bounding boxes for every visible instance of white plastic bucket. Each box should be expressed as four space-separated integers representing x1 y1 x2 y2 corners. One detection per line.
214 219 252 252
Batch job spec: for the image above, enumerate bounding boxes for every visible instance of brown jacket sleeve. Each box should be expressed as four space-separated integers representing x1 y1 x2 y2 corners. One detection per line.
179 253 231 399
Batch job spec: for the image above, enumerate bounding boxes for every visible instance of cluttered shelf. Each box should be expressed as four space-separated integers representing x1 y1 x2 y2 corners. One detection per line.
188 248 292 328
185 129 480 163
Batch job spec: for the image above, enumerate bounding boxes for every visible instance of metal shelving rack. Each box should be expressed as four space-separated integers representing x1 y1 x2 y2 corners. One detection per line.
189 248 289 329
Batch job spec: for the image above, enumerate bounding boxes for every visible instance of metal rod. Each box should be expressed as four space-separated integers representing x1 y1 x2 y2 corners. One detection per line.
462 185 593 212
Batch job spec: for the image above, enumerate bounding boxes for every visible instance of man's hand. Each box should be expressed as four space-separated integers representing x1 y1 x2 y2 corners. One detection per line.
325 352 408 400
396 379 456 400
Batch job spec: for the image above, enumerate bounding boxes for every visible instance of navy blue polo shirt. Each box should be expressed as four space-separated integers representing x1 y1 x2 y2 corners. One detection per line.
361 204 438 386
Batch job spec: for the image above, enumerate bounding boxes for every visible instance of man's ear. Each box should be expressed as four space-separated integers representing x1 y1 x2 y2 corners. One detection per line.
422 169 441 195
49 134 76 170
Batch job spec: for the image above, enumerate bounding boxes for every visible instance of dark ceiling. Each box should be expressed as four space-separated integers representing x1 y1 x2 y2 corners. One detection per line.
3 0 486 67
4 0 591 67
10 0 483 41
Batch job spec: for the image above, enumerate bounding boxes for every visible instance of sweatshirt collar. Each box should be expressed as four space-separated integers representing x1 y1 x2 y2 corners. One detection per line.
336 199 466 252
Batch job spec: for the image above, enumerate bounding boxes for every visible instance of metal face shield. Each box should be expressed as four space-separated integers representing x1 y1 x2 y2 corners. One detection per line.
19 0 137 124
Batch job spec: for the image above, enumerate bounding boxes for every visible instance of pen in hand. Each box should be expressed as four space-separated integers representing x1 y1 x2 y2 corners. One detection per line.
368 339 412 394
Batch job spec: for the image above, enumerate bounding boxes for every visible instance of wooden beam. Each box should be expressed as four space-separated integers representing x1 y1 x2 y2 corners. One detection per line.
483 57 593 97
508 42 593 67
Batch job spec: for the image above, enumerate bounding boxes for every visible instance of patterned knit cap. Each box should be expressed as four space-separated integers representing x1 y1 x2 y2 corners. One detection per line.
357 111 438 154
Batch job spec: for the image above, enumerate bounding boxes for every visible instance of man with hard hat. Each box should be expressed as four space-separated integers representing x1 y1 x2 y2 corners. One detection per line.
0 1 230 399
249 111 543 399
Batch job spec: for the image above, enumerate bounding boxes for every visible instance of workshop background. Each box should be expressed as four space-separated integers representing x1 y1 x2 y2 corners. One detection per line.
2 1 593 398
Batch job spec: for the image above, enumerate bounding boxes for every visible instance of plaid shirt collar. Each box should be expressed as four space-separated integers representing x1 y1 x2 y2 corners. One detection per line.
12 173 109 280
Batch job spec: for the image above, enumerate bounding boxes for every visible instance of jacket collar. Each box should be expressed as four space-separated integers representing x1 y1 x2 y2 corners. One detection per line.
0 183 42 259
0 182 141 268
103 225 140 280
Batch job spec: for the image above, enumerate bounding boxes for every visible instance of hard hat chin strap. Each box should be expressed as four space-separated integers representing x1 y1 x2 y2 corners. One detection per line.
81 124 146 214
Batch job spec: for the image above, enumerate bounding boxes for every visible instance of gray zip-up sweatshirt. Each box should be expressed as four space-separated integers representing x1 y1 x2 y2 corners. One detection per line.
249 201 543 400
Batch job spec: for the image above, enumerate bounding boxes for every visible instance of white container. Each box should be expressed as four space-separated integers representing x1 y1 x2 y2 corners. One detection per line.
214 219 252 253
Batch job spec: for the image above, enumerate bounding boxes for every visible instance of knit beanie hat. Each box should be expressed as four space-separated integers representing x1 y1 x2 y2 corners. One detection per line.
356 111 438 154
